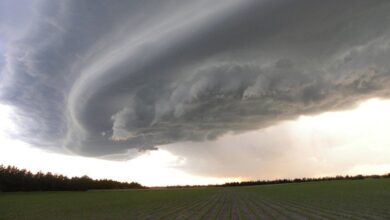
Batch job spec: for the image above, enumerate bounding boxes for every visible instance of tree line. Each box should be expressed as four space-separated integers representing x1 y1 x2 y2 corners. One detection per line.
163 173 390 189
0 165 145 192
2 164 389 191
220 173 390 187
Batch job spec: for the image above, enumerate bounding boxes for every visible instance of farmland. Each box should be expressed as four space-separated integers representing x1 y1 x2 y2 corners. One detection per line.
1 178 389 219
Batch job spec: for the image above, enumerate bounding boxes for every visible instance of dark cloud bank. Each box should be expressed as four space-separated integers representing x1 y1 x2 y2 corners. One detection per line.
1 0 390 158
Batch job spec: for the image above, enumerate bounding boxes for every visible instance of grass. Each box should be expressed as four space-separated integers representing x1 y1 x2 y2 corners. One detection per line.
1 178 389 219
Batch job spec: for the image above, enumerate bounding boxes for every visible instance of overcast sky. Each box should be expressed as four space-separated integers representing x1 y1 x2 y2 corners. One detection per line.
1 0 390 186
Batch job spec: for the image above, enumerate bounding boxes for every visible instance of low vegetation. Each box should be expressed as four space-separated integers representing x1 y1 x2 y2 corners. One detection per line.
1 178 389 219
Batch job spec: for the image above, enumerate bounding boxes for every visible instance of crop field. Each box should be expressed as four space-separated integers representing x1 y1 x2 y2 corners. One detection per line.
1 178 389 220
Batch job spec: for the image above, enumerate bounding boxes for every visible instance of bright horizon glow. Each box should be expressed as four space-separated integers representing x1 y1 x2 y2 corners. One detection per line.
292 98 390 177
1 98 390 186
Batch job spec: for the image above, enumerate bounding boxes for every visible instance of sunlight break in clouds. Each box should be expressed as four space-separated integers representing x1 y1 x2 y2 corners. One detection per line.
164 99 390 180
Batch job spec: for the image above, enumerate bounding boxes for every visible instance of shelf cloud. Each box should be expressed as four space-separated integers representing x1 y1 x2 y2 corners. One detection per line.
1 0 390 158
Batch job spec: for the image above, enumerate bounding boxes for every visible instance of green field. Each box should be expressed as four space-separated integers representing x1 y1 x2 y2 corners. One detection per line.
1 178 389 219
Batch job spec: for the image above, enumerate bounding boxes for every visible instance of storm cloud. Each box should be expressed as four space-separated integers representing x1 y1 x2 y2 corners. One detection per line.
1 0 390 158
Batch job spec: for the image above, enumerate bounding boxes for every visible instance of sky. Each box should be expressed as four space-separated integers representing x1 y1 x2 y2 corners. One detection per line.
1 0 390 186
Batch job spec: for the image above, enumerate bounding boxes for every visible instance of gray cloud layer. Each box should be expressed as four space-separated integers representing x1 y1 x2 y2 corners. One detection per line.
1 0 390 157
